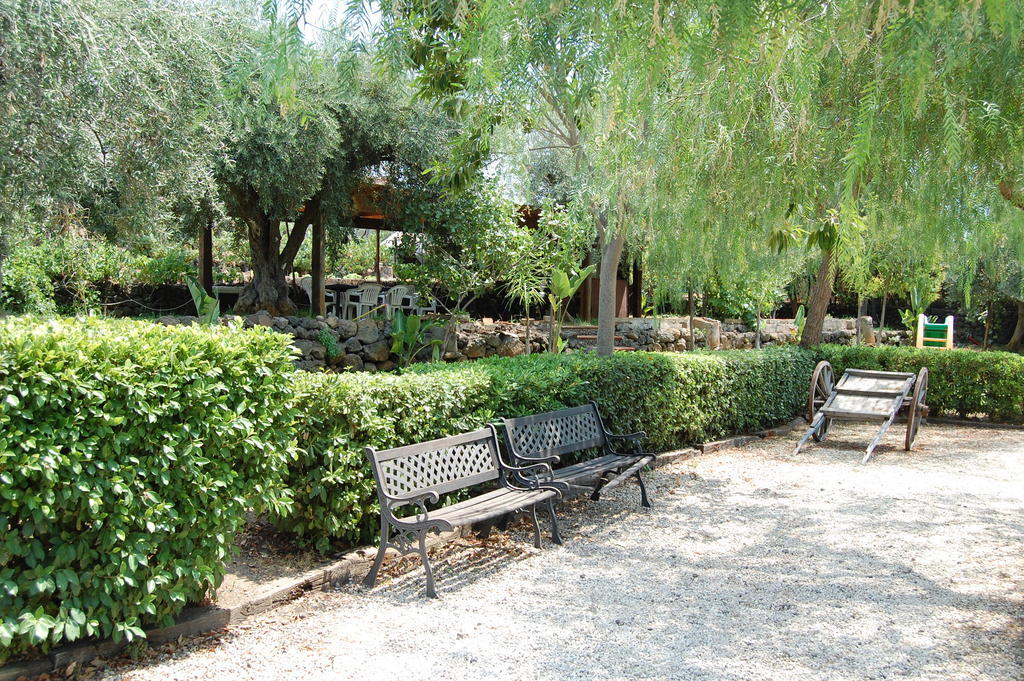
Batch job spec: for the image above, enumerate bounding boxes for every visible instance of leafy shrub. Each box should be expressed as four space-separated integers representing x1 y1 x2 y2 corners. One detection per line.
817 344 1024 422
275 346 815 549
137 248 197 286
1 235 197 314
0 244 57 314
0 317 298 662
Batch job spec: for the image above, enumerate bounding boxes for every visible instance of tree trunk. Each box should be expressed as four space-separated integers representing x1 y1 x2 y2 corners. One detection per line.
1008 300 1024 352
800 248 834 348
311 218 325 316
0 224 6 314
596 232 626 356
198 220 214 295
688 286 695 351
236 216 296 315
524 306 532 355
983 301 992 350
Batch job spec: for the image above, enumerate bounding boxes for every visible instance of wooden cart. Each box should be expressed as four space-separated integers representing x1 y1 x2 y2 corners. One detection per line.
795 361 929 463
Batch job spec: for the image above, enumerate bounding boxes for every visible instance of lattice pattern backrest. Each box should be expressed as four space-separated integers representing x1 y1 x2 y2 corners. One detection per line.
505 406 605 459
374 430 499 499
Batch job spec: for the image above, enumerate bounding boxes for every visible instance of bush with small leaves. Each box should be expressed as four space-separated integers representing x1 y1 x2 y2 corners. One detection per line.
0 317 298 662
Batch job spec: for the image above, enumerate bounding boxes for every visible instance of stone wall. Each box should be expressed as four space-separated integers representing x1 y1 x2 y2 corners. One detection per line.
155 312 909 372
719 316 908 349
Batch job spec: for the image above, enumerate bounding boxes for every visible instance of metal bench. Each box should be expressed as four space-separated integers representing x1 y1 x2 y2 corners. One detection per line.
501 402 654 508
363 426 566 597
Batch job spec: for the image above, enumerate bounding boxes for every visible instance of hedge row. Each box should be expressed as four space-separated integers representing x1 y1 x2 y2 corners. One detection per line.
816 344 1024 422
274 347 817 550
6 318 1021 664
0 318 298 663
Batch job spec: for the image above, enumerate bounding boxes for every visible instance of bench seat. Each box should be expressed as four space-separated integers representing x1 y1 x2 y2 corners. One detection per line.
421 487 557 527
364 425 566 597
502 402 654 508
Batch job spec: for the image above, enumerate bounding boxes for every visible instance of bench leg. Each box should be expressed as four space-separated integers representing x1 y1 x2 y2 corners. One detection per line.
590 476 607 502
546 498 563 545
636 471 651 508
417 531 438 598
363 520 389 589
529 506 542 549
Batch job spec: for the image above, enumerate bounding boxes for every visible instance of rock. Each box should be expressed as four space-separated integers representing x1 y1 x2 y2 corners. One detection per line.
294 359 322 371
363 362 377 372
363 340 391 362
497 337 525 357
857 316 877 346
157 316 179 326
443 351 466 361
315 320 329 331
246 311 274 328
655 327 680 343
292 340 319 358
341 354 363 371
325 315 340 329
272 316 289 330
377 360 395 371
463 337 487 359
486 335 501 348
336 319 357 338
344 338 362 353
356 320 380 344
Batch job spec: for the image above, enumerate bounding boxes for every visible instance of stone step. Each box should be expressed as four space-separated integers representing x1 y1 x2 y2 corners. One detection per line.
614 346 636 352
572 334 624 341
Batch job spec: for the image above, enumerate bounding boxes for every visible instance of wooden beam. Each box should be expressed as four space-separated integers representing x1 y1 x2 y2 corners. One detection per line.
199 219 214 295
375 228 381 283
311 218 325 316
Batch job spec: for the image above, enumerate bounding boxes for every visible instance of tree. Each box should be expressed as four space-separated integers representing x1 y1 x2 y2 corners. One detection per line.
0 0 240 306
219 26 463 314
394 181 524 321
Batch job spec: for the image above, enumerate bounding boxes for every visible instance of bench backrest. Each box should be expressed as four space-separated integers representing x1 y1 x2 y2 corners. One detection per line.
365 427 501 501
501 402 606 461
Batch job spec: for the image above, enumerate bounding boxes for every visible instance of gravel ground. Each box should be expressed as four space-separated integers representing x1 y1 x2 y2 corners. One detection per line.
92 423 1024 681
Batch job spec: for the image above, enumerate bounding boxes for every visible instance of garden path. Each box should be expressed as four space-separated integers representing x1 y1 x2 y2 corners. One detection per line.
96 423 1024 681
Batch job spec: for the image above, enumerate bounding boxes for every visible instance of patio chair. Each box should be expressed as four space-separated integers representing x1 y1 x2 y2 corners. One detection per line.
413 292 438 316
382 285 412 319
298 276 338 314
343 284 383 320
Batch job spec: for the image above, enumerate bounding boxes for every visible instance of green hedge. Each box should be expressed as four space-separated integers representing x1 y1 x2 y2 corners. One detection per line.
275 346 816 550
0 317 298 663
816 344 1024 422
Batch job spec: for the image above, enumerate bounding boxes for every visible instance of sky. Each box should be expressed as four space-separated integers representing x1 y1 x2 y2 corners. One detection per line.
300 0 380 41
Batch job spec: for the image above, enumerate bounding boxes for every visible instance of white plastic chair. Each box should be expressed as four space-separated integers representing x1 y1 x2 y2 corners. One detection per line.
344 284 383 319
412 292 438 316
299 276 338 314
382 285 411 319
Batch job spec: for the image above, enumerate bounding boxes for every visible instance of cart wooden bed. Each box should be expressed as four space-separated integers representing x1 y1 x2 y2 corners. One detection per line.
795 360 929 463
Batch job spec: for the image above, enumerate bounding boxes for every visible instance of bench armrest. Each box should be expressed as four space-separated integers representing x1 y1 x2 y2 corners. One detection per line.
382 491 453 532
514 453 562 466
606 430 647 441
388 490 440 506
604 430 648 457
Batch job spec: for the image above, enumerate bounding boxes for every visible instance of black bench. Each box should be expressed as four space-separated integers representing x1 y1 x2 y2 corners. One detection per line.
501 402 654 507
363 425 566 597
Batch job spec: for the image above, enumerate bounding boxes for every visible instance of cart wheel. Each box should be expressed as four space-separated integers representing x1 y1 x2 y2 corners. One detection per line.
905 367 929 450
809 361 834 442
